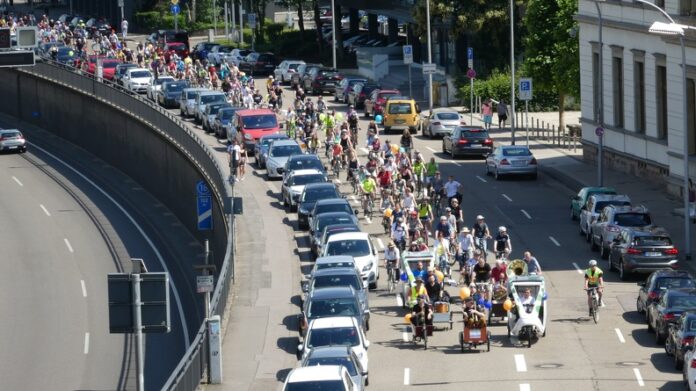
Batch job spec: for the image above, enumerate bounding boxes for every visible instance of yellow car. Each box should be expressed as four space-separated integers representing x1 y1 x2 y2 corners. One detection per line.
383 98 421 134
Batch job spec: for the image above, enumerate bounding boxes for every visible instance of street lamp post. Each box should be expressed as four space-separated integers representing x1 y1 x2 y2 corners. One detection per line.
634 0 692 260
331 0 336 70
510 0 516 144
426 0 433 114
594 0 605 187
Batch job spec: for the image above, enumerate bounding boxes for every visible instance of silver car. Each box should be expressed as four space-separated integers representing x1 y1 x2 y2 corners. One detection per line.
579 194 631 239
146 76 175 101
589 205 652 259
194 91 227 124
485 145 538 180
179 88 206 117
0 129 27 153
265 139 303 179
421 108 464 138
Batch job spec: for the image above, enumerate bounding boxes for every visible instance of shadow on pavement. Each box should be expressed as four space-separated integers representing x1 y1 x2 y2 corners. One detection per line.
622 310 646 325
282 314 299 332
276 368 293 383
277 336 301 355
651 352 681 374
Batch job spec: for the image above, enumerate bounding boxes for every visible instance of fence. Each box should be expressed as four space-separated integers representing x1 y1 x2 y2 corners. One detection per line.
17 59 235 391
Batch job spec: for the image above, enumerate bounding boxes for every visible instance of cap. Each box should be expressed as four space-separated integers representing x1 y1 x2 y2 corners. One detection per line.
440 216 447 220
589 259 597 266
461 227 470 233
388 241 395 247
476 215 485 220
446 207 451 212
499 226 507 232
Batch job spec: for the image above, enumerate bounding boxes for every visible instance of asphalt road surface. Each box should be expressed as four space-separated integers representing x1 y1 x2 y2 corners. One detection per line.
164 79 684 391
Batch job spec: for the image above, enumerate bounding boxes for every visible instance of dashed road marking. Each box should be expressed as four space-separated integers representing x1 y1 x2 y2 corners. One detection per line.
476 175 487 183
64 238 74 253
452 161 461 167
403 368 410 385
572 262 584 274
350 195 359 205
615 328 626 343
377 238 385 249
633 368 644 387
402 328 409 342
502 194 512 202
514 354 527 372
12 176 23 186
549 236 561 247
365 216 372 225
426 147 436 153
40 204 51 216
360 147 369 154
520 209 532 219
519 385 531 391
334 178 342 184
80 280 87 297
84 332 90 354
396 294 404 307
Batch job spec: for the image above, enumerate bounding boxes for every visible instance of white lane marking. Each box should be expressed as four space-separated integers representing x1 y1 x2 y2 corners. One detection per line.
549 236 561 247
365 216 372 225
402 328 409 342
80 280 87 297
426 146 436 153
519 385 531 391
360 147 369 154
334 178 342 184
520 209 532 219
476 175 487 183
633 368 644 387
572 262 584 274
83 332 90 354
350 195 359 205
403 368 410 385
12 176 23 186
64 238 74 253
396 294 404 307
377 238 385 249
615 328 626 343
514 354 527 372
28 143 190 349
452 161 461 167
502 194 512 202
39 204 51 216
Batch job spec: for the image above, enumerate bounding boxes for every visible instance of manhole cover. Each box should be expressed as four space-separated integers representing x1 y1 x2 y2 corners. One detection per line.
536 363 563 369
617 361 643 367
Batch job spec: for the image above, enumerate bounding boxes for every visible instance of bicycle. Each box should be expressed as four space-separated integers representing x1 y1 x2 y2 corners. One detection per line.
331 156 341 178
586 287 600 324
362 193 374 219
349 169 359 194
386 260 398 293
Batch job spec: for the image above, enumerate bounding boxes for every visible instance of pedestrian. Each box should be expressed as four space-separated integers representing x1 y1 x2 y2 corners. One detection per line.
497 99 508 129
689 179 695 220
482 98 493 130
227 139 241 182
121 18 128 40
238 143 248 180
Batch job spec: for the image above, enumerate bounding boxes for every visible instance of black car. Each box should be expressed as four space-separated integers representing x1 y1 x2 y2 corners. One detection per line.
666 311 696 369
311 198 356 228
608 227 679 280
299 286 366 337
311 212 360 257
239 52 278 76
158 80 190 108
637 270 696 320
647 288 696 344
191 42 218 61
304 67 343 95
293 63 323 89
442 126 493 158
348 82 381 109
283 154 326 180
212 107 242 139
297 183 341 230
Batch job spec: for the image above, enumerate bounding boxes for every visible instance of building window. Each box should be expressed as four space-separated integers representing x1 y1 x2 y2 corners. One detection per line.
633 52 645 133
612 55 624 128
656 64 668 140
593 51 600 123
688 79 696 155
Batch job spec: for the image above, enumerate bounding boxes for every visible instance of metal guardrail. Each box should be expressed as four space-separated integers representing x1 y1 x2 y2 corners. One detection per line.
18 59 235 391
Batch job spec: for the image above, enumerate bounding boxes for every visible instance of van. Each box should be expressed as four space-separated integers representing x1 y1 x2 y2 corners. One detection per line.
233 108 280 155
383 98 421 134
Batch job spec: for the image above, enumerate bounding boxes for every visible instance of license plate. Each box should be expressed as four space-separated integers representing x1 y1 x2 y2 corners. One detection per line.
645 252 661 257
469 330 481 338
395 119 405 124
512 160 526 166
469 143 480 147
9 146 17 149
325 83 334 87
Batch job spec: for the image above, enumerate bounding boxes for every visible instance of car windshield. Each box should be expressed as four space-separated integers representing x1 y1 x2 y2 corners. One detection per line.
201 95 225 104
155 78 173 85
289 63 302 70
286 380 344 390
307 326 360 348
615 213 651 226
271 144 302 157
308 298 359 319
379 93 398 100
166 82 187 92
636 236 672 246
242 114 278 129
102 61 119 69
303 188 338 202
319 70 338 78
131 71 151 78
317 217 354 233
208 105 227 115
317 261 355 271
502 148 532 156
186 90 202 99
388 103 412 114
437 112 459 120
57 47 74 56
595 200 630 211
218 109 235 120
293 174 325 186
688 319 696 331
460 130 488 138
305 357 357 376
169 43 185 50
326 239 370 257
669 295 696 308
313 274 361 290
2 131 21 138
656 278 696 290
316 204 351 215
288 158 323 171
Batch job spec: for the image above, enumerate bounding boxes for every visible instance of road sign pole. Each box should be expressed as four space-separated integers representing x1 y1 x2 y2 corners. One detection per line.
174 13 178 32
525 99 529 146
408 63 412 98
133 273 144 391
470 78 473 125
204 239 211 319
239 3 244 46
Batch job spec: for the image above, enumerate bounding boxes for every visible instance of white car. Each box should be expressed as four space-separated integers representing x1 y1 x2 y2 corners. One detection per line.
207 45 234 65
123 68 153 94
421 108 465 138
281 169 327 211
685 348 696 390
282 365 357 391
579 194 631 239
322 232 379 289
222 48 253 66
297 317 369 374
274 60 305 84
146 76 175 101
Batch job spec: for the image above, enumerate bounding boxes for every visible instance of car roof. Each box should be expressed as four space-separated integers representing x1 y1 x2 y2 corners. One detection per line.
199 91 225 96
236 108 275 116
0 128 21 134
260 133 288 141
626 226 670 236
309 316 358 329
582 186 616 193
666 288 696 297
323 224 360 234
312 267 360 278
499 145 531 150
386 97 414 103
304 182 338 191
305 345 352 358
605 205 649 213
289 169 323 177
316 198 351 206
286 365 344 382
432 108 459 114
590 194 631 202
377 89 400 94
271 139 300 147
652 270 694 278
288 153 321 161
456 126 485 131
316 212 355 220
315 255 355 264
326 232 369 241
310 286 356 299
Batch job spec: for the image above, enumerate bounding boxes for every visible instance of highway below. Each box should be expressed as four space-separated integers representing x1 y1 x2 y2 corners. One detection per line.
180 81 685 390
0 116 199 390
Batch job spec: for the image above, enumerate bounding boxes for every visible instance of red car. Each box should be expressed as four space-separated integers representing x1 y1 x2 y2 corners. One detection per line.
364 89 400 117
86 56 120 80
233 108 281 155
164 42 189 59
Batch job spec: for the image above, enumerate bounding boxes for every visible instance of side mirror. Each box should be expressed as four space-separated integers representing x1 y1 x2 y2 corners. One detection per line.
302 282 309 293
278 167 285 174
573 195 581 201
364 340 370 349
304 274 311 279
297 344 304 352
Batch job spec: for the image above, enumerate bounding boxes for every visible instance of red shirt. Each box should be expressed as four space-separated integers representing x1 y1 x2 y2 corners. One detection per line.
378 170 392 187
491 264 507 283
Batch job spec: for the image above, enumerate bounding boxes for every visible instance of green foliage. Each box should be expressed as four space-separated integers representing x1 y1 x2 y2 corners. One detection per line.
265 22 286 43
457 69 561 111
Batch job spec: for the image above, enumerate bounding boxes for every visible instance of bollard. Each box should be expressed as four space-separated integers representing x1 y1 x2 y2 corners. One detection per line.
574 135 578 153
552 124 556 146
536 118 540 138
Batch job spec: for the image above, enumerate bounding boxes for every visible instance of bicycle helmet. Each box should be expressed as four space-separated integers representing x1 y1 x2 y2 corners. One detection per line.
476 215 484 220
589 259 597 266
499 226 507 232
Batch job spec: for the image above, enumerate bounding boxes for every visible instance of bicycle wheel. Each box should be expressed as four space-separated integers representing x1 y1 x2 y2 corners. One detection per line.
388 269 395 293
592 298 599 324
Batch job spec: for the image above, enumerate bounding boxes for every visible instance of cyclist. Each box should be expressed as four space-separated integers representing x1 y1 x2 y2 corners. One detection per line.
425 158 438 187
316 95 326 113
523 251 543 275
434 231 451 275
384 241 401 283
472 215 491 253
494 226 512 260
417 197 433 242
434 216 452 241
360 172 377 214
391 216 408 251
407 210 423 243
456 227 474 271
584 259 604 314
331 140 344 172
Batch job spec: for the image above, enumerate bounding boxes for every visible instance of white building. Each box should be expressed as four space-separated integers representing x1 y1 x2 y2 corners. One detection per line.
577 0 696 196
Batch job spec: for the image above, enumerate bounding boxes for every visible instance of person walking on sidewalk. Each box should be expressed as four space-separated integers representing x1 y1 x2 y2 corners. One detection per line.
121 19 128 40
497 99 508 129
482 98 493 130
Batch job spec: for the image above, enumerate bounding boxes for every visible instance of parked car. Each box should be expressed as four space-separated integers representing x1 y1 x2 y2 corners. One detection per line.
224 48 253 66
300 346 368 390
202 102 232 133
283 154 326 182
647 288 696 344
265 139 303 179
292 63 322 89
238 52 278 75
254 134 290 169
322 232 379 289
580 194 632 240
179 88 207 117
212 107 242 139
298 183 341 230
157 80 189 108
298 316 369 370
146 76 175 101
311 212 360 256
233 109 281 155
666 311 696 369
194 91 227 124
347 82 381 109
335 76 367 104
298 287 366 337
86 56 119 80
282 169 328 211
382 98 421 134
282 365 357 391
123 68 153 93
570 186 617 220
302 267 370 321
164 42 189 59
422 108 465 138
608 227 679 280
0 129 27 153
191 42 218 61
442 126 493 158
274 60 306 84
310 198 357 229
363 89 400 118
484 145 537 180
637 270 696 320
304 67 343 95
207 44 234 65
589 205 652 259
113 63 139 86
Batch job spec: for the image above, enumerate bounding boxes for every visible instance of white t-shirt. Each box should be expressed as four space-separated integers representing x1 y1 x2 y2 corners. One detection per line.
121 20 128 30
444 180 461 197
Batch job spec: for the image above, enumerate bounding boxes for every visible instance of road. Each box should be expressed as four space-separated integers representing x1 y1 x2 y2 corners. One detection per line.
160 79 684 390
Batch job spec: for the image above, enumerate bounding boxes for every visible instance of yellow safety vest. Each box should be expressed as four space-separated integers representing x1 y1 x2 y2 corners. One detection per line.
585 268 603 285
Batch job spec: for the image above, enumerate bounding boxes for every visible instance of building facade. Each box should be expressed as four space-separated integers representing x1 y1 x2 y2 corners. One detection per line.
577 0 696 196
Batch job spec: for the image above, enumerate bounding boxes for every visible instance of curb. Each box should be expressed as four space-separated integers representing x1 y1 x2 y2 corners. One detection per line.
540 165 588 191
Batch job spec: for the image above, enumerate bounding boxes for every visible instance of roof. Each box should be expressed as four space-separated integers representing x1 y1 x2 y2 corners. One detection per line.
259 133 288 141
376 89 400 94
652 270 693 277
310 286 356 299
286 365 344 383
665 288 696 296
303 182 339 191
305 345 352 358
606 205 649 213
309 316 358 329
312 267 361 278
315 198 351 206
326 231 369 241
432 107 460 113
315 255 355 264
198 91 225 96
316 212 357 220
288 169 324 177
236 108 276 116
582 186 616 192
624 226 670 236
589 193 631 202
270 139 300 147
499 145 531 150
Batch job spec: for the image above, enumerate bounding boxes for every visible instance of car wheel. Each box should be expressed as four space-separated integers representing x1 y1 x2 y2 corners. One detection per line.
637 298 644 314
619 260 628 281
675 350 684 370
365 319 370 331
450 148 456 160
585 226 592 243
428 126 434 139
600 240 609 259
442 141 447 153
657 328 666 344
647 313 654 332
369 281 377 290
384 127 391 134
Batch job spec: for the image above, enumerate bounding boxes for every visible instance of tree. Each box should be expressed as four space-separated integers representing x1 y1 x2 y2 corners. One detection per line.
275 0 311 35
522 0 579 132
